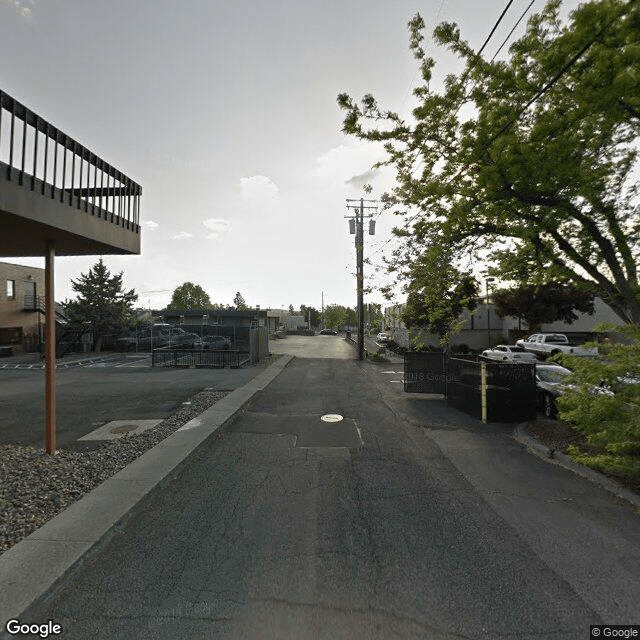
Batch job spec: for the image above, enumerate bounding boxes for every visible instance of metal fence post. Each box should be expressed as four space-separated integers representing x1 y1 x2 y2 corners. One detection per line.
481 362 488 424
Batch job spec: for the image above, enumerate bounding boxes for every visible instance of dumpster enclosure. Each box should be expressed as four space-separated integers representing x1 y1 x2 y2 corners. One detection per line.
404 352 536 423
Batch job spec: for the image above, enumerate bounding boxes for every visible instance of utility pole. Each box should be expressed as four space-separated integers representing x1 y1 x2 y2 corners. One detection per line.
346 198 378 360
485 277 495 348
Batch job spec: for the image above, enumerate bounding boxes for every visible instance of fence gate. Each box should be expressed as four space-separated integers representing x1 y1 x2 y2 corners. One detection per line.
403 352 448 394
485 361 537 423
404 353 537 423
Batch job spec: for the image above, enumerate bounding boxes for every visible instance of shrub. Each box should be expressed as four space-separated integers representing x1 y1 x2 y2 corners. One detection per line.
554 324 640 480
566 447 640 487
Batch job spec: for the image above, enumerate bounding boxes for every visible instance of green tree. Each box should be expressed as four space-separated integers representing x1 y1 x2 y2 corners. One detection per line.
493 282 595 332
288 304 296 315
555 324 640 483
233 292 248 310
300 305 321 328
401 247 478 342
169 282 211 309
367 303 384 331
338 0 640 323
323 304 354 330
64 259 138 352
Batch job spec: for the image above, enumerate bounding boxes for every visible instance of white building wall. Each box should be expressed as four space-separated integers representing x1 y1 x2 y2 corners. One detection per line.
384 297 620 350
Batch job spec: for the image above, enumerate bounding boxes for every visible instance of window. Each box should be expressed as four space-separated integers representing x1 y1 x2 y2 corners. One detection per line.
6 280 15 300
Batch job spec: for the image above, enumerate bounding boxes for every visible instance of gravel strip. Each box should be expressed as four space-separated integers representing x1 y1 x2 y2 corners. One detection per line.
0 389 229 556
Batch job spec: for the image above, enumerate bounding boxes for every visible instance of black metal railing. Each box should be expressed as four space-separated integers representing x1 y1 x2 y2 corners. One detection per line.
152 348 251 369
23 293 45 312
0 90 141 230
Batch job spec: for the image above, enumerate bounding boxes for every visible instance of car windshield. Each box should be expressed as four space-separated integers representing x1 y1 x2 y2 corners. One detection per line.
537 367 571 383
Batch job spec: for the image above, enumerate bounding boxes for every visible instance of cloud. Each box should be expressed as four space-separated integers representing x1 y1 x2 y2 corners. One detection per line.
143 220 159 230
202 218 230 240
171 231 193 240
345 169 378 189
240 175 279 202
313 144 383 189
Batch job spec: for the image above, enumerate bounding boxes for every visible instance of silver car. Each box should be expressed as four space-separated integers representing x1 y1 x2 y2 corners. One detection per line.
482 345 538 362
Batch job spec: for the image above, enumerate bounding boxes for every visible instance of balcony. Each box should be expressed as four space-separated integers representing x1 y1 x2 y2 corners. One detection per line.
0 90 141 257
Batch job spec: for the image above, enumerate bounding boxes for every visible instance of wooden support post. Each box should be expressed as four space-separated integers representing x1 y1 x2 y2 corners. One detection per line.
45 241 56 454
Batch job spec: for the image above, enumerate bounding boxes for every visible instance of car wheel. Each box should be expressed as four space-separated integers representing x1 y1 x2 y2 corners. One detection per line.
503 357 508 361
543 393 556 419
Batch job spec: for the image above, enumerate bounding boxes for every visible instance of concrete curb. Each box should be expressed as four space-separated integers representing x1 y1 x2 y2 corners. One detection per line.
0 354 294 623
513 425 640 509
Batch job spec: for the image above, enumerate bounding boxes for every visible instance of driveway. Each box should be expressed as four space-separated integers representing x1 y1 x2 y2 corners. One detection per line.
271 334 355 359
18 356 640 639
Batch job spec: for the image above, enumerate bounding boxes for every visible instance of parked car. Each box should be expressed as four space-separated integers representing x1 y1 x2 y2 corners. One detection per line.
166 328 201 349
518 333 598 358
200 335 231 350
535 363 612 418
319 329 338 335
376 332 391 343
481 345 538 362
113 335 138 351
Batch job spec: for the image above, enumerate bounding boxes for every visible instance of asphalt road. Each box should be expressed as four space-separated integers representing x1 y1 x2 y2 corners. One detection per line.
17 347 640 639
271 334 355 359
0 360 260 448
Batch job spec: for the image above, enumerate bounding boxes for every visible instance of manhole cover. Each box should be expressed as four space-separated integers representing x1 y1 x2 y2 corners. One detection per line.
321 414 343 423
110 424 139 434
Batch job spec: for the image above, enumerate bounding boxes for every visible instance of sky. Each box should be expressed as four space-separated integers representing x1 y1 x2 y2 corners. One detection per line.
1 0 583 311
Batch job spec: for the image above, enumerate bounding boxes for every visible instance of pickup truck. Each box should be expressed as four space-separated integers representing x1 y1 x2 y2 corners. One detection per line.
516 333 598 358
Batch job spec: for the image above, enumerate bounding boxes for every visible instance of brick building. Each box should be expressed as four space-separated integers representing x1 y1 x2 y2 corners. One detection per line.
0 261 45 353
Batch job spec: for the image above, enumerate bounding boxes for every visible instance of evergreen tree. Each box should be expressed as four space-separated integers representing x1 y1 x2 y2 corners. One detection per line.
64 259 138 352
233 292 248 310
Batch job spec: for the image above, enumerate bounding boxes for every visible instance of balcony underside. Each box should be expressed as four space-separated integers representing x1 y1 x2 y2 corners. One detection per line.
0 165 140 257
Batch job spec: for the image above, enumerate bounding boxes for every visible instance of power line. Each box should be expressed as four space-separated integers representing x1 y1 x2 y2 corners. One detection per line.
477 0 516 56
491 0 536 61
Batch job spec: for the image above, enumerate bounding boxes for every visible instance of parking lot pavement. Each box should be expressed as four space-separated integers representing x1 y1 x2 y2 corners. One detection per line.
80 354 152 368
0 351 125 370
0 363 265 448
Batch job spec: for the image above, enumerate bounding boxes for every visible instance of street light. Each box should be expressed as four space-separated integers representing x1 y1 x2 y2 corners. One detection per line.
486 277 495 347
